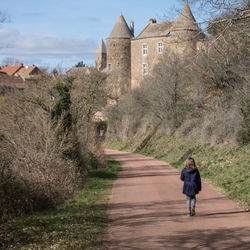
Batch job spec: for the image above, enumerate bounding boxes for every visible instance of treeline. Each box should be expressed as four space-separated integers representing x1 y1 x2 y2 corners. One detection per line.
106 5 250 148
0 68 108 222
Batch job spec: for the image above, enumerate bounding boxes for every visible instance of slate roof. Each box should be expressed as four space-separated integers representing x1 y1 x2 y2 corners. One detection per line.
109 15 133 38
66 67 90 76
136 21 173 39
135 4 201 40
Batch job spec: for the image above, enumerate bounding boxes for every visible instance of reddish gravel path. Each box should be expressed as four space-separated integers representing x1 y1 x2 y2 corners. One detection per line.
105 149 250 250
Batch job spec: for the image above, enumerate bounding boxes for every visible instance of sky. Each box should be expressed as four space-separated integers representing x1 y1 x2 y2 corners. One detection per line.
0 0 199 70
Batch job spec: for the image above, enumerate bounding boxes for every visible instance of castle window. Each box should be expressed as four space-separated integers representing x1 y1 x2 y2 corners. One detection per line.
157 42 163 54
142 44 148 56
142 63 148 75
108 63 112 71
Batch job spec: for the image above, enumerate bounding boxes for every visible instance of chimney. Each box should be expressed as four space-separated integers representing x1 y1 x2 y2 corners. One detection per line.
149 18 157 24
130 20 134 36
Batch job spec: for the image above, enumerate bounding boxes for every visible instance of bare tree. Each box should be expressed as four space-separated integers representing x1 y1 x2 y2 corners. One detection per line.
70 68 108 164
2 57 23 66
0 68 108 222
179 0 247 15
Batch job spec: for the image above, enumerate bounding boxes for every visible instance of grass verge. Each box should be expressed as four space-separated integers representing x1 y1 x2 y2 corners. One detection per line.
0 158 121 250
105 135 250 208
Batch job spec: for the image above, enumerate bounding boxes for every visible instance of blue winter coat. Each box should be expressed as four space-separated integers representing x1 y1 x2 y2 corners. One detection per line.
180 168 201 196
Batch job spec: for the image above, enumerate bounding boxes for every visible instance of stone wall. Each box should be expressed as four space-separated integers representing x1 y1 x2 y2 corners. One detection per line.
95 52 106 70
107 37 131 97
131 35 199 89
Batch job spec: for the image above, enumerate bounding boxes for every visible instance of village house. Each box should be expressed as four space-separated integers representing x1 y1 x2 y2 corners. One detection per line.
0 64 41 81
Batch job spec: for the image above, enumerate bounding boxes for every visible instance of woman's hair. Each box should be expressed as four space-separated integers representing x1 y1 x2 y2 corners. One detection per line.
184 157 197 170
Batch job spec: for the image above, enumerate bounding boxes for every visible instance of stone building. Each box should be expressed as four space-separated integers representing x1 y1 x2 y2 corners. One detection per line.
95 4 205 97
95 40 107 70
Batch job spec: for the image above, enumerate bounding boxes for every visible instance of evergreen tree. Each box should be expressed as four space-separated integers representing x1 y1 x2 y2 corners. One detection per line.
75 61 85 67
51 82 72 132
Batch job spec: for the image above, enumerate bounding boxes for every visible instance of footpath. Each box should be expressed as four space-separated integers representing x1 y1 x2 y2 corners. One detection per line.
105 149 250 250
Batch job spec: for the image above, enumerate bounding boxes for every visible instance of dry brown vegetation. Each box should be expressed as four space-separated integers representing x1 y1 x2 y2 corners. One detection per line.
0 68 108 222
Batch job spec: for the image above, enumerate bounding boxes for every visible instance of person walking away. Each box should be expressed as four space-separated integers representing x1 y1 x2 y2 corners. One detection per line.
180 157 201 216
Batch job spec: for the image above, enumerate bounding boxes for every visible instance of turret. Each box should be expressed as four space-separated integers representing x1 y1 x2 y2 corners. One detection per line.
171 4 205 41
170 4 205 55
95 39 106 70
106 14 134 98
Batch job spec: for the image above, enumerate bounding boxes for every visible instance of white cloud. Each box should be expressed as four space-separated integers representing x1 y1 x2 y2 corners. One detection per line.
0 27 98 67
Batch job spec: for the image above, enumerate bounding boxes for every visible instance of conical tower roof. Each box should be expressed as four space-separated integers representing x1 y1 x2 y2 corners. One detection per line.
96 39 106 53
108 14 133 38
173 4 200 31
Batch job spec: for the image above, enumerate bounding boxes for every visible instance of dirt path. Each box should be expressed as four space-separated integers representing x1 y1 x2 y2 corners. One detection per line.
105 149 250 250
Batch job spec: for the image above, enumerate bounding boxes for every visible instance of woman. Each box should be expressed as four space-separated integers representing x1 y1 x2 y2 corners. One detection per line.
180 157 202 216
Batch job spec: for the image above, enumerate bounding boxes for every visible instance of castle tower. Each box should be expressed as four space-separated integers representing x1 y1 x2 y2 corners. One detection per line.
171 4 205 53
95 39 107 70
106 14 134 98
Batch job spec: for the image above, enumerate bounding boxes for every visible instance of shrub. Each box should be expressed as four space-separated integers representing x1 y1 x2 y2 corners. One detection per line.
0 69 108 222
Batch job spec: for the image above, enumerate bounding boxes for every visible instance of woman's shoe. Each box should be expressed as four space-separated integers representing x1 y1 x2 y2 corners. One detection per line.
191 208 196 216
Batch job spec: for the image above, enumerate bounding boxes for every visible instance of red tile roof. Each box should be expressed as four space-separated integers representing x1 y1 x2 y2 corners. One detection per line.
0 64 23 76
17 65 40 79
0 64 41 81
18 65 37 74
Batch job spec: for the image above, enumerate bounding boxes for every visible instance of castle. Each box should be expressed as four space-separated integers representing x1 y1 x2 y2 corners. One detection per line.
95 4 205 98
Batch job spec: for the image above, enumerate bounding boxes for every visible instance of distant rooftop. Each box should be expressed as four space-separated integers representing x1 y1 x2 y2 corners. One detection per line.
18 65 39 80
0 64 23 76
0 64 41 80
66 66 90 76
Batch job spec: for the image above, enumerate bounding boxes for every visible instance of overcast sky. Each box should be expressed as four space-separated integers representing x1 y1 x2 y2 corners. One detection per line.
0 0 197 70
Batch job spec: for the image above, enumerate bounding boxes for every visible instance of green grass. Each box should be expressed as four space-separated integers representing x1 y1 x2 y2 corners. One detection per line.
0 158 122 250
106 135 250 208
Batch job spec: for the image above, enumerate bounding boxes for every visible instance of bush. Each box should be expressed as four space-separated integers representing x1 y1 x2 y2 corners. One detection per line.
0 88 81 222
0 69 108 222
237 86 250 145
